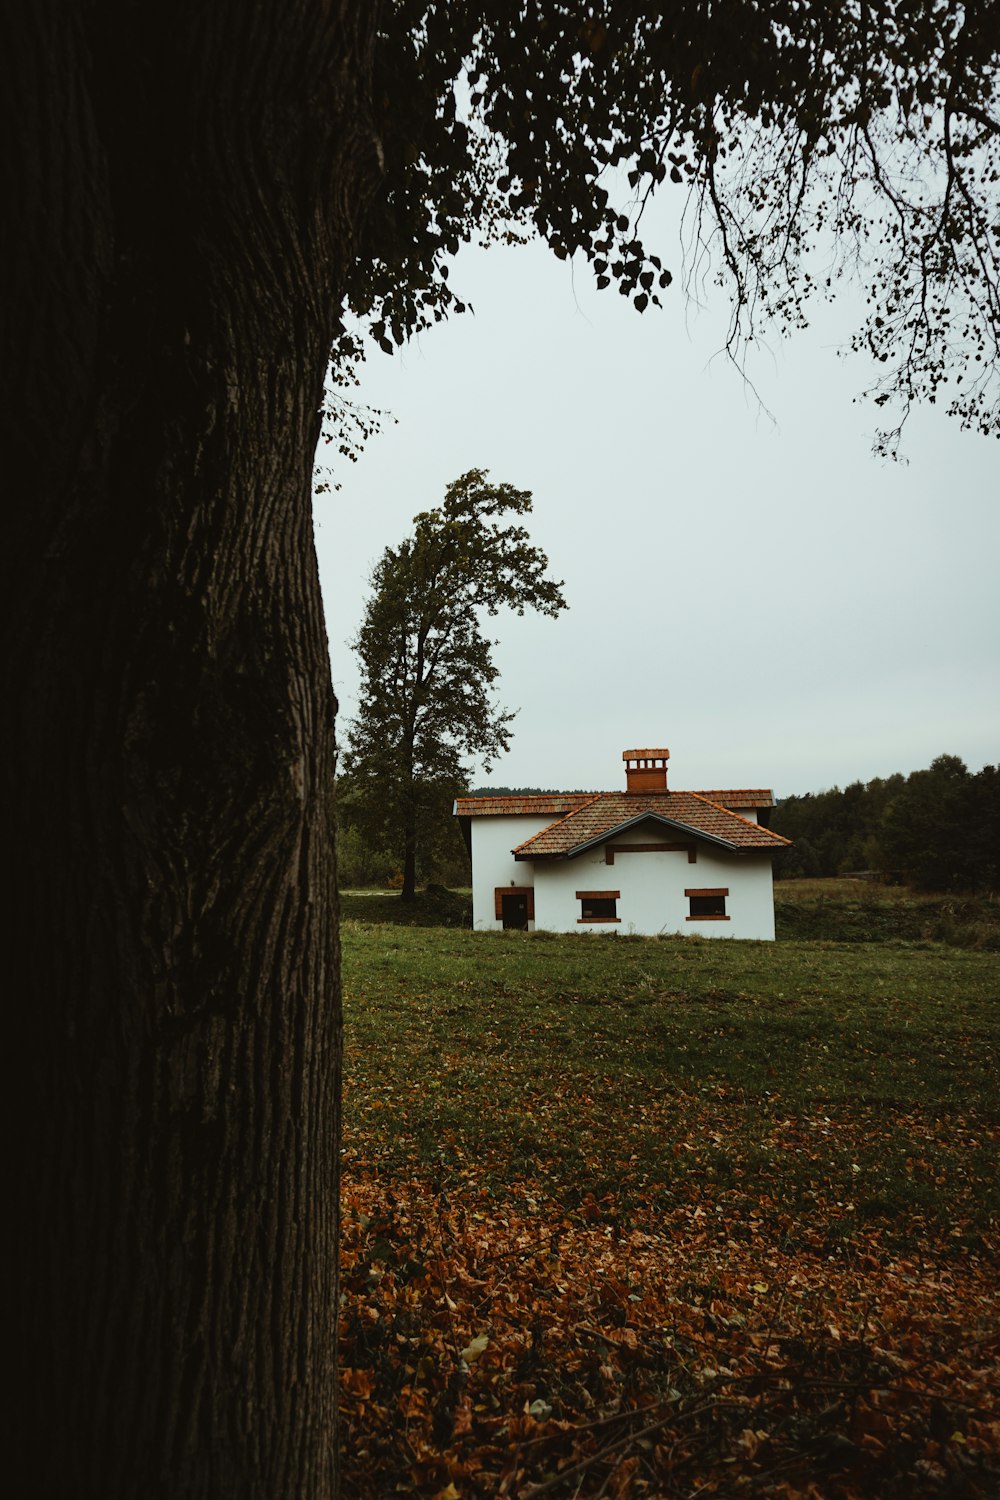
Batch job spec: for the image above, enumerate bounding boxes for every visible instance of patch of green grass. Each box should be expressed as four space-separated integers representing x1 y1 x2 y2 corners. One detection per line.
775 877 1000 948
341 917 1000 1248
340 885 472 927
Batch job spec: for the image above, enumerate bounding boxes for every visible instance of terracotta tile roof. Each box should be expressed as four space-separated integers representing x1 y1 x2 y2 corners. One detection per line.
453 794 596 817
510 791 790 858
692 789 775 809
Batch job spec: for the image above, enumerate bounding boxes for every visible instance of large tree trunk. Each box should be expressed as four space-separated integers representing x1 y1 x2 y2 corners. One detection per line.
4 5 379 1495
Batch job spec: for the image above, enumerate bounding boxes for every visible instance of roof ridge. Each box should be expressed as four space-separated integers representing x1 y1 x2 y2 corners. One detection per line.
691 788 774 800
454 792 594 807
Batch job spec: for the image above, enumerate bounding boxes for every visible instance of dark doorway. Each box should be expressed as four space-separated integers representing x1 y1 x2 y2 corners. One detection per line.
501 893 530 930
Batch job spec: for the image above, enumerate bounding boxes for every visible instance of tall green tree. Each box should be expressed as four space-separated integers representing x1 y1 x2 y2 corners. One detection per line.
878 754 1000 892
6 4 999 1495
342 470 566 901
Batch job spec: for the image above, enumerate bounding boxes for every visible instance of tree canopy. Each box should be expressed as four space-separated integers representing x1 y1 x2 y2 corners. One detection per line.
341 470 566 899
337 1 1000 457
772 754 1000 890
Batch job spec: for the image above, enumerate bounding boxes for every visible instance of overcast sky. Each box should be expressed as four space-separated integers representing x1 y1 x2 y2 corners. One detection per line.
314 201 998 800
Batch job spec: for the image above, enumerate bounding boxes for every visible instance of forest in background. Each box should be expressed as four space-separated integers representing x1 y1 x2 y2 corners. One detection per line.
771 755 1000 892
336 755 999 896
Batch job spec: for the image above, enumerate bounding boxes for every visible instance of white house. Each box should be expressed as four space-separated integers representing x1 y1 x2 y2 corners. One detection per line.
454 747 790 939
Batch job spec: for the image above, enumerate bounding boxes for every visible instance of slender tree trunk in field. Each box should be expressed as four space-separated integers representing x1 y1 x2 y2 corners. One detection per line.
400 736 419 902
4 5 378 1495
401 831 419 903
401 774 419 901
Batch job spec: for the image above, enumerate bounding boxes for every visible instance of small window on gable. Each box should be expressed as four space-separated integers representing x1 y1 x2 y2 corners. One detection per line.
577 890 620 923
686 888 729 920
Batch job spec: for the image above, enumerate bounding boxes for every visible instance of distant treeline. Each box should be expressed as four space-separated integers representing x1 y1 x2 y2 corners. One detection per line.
337 785 596 889
771 755 1000 893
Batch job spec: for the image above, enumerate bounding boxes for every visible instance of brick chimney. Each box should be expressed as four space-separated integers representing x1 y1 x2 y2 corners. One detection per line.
623 747 669 794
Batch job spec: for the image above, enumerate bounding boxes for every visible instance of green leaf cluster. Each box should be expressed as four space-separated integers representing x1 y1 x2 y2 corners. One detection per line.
332 1 1000 460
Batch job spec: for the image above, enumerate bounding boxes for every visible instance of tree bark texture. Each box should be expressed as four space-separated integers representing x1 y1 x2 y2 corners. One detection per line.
3 5 379 1495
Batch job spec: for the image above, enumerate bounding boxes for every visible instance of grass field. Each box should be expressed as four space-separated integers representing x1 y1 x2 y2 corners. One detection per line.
773 879 1000 949
338 883 999 1496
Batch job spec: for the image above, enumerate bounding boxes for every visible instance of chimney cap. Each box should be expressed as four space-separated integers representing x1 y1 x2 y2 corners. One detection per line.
622 747 670 761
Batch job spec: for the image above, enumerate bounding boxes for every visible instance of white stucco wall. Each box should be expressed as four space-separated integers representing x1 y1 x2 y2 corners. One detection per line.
469 815 549 929
532 838 776 940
